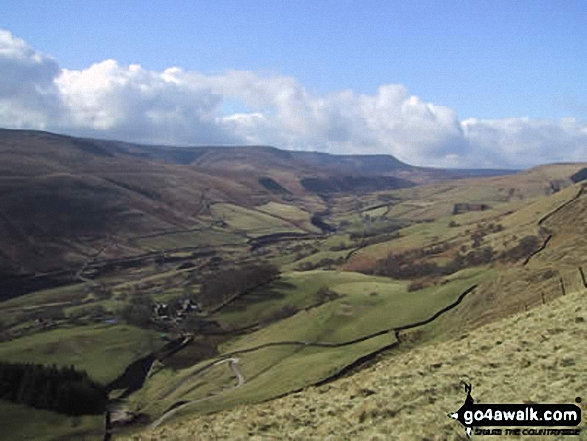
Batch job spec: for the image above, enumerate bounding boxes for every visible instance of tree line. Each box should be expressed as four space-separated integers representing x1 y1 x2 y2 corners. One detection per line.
371 235 540 280
0 362 107 415
199 263 280 309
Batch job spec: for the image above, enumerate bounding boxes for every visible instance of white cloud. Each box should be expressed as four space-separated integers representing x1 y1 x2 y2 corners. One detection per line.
1 28 586 168
461 117 587 167
0 29 61 129
56 60 239 145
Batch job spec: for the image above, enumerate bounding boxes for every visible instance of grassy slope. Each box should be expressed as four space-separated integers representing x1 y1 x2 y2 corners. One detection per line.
0 400 104 441
344 181 585 272
0 283 90 310
221 269 484 351
208 271 344 329
210 203 305 237
0 324 159 384
256 202 319 232
176 333 397 416
131 285 587 441
532 184 587 267
128 269 485 421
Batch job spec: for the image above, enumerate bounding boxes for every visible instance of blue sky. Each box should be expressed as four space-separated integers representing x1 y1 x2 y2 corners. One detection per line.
2 0 586 119
0 1 586 167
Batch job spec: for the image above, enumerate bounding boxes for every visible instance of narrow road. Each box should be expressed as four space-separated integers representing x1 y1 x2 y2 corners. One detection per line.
215 357 245 388
75 244 109 281
148 284 479 430
150 357 244 430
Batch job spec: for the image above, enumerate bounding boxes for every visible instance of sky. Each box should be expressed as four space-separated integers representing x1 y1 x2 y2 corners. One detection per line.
0 0 586 168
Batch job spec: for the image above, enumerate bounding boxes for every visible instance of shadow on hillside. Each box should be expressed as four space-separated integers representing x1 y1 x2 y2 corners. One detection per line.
221 280 296 312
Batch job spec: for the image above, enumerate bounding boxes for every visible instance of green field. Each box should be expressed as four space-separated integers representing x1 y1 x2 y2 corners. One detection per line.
131 332 398 420
256 201 318 232
0 400 104 441
0 283 90 311
171 332 398 420
223 269 483 351
362 205 389 217
210 268 396 330
282 249 349 271
210 203 305 237
0 324 160 384
135 227 248 250
131 268 486 423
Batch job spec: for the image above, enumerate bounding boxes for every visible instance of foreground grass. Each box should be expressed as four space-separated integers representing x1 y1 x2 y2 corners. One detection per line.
128 284 587 441
129 333 398 422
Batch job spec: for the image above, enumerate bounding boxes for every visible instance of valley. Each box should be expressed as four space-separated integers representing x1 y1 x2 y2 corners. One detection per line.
0 129 586 440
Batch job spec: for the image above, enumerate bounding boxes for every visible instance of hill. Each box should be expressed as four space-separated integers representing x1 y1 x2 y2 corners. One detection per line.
0 128 523 279
1 129 586 440
129 280 587 441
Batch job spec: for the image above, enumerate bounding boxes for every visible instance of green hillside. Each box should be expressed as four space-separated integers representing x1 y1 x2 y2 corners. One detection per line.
129 283 587 441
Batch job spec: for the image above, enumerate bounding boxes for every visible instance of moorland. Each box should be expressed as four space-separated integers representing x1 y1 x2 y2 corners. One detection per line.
0 128 585 440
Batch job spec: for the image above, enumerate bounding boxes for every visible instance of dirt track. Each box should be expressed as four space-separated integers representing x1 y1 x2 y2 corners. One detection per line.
150 357 244 429
149 284 478 428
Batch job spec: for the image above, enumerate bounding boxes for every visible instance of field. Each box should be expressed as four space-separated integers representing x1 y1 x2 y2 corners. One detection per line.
207 271 338 329
0 400 104 441
130 332 399 424
132 285 587 441
0 282 91 311
210 203 306 237
127 268 486 424
134 228 247 250
0 324 159 384
224 269 483 350
1 135 586 441
256 201 319 232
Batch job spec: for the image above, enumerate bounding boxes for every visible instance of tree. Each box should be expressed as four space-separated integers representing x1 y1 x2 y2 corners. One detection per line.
500 235 540 262
315 286 339 303
0 362 107 415
119 303 152 328
199 263 280 309
471 232 484 248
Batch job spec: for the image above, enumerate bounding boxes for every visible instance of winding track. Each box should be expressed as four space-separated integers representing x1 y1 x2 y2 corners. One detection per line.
149 284 478 429
150 357 244 429
146 183 587 431
215 357 245 388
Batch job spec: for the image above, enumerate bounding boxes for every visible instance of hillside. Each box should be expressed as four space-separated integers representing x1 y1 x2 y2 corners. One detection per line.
128 283 587 441
111 183 587 440
0 128 524 279
1 129 587 441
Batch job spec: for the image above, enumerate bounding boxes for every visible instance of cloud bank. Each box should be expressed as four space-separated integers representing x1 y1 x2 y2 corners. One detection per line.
1 29 586 168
